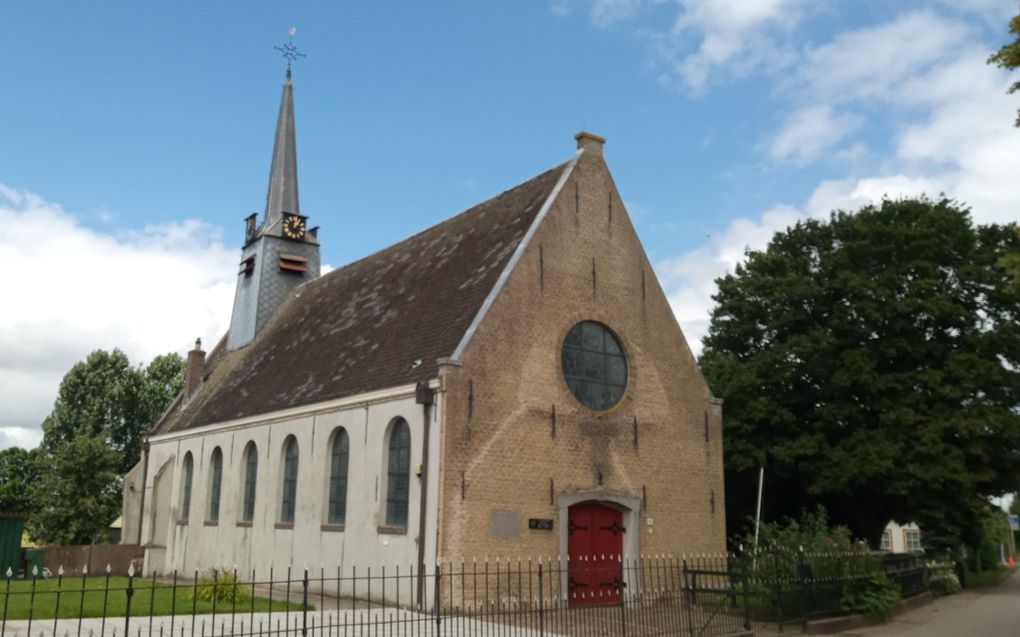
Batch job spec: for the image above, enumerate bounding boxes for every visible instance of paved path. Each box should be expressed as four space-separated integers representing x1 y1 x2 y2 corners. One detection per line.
815 571 1020 636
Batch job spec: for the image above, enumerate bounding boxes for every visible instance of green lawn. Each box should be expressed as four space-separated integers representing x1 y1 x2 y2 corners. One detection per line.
965 566 1012 589
0 576 308 621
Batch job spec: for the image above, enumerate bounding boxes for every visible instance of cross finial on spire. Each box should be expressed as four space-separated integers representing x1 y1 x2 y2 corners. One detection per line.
274 27 306 76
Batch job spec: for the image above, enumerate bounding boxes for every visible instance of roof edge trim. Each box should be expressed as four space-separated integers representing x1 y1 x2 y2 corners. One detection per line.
149 378 439 443
451 148 584 361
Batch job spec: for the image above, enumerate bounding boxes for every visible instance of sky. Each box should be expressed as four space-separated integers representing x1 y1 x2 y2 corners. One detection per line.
1 1 1018 450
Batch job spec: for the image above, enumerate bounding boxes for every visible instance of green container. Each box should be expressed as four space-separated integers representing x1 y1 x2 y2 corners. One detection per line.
22 547 45 577
0 515 25 576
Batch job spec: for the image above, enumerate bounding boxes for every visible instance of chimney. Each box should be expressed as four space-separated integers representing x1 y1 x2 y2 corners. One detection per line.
575 131 605 157
184 338 206 402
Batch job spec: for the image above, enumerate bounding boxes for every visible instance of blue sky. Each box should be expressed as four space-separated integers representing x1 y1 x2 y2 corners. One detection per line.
1 1 1018 447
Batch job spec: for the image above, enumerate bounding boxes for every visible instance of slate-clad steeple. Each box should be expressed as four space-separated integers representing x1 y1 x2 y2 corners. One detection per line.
262 69 300 233
226 69 321 352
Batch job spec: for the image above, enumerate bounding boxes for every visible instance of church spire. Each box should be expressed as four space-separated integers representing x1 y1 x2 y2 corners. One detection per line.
262 69 300 232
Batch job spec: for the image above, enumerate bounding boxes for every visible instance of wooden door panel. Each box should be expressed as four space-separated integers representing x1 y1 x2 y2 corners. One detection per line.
568 503 624 607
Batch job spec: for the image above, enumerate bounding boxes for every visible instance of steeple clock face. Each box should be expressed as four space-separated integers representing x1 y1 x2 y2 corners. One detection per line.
282 213 306 241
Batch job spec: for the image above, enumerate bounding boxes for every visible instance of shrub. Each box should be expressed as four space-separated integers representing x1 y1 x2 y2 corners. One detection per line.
840 571 901 619
187 570 251 604
927 566 962 596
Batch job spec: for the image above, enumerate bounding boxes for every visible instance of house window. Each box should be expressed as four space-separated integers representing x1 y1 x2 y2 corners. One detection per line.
208 447 223 523
562 321 628 411
242 442 258 522
880 529 892 551
385 420 411 528
905 529 922 553
179 452 194 523
280 436 299 524
327 428 350 525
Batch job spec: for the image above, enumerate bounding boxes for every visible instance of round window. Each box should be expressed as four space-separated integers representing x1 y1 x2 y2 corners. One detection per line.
562 321 628 411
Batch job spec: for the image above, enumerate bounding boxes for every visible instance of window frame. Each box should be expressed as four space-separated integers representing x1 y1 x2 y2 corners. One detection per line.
562 321 628 412
206 447 223 524
279 435 299 526
880 529 892 551
179 451 194 524
904 529 922 553
324 428 350 528
239 442 258 524
382 419 411 530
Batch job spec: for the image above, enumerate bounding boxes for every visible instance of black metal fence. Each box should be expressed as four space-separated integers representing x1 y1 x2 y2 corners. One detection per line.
0 551 947 637
0 556 751 637
737 548 935 628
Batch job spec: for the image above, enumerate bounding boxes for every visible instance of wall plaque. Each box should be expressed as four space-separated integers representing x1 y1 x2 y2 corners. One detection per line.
528 518 554 530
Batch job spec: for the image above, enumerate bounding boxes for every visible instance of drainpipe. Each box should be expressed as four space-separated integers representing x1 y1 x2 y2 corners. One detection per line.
415 381 435 607
136 438 150 546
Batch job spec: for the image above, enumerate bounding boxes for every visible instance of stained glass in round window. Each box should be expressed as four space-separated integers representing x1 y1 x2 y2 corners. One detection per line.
562 321 627 411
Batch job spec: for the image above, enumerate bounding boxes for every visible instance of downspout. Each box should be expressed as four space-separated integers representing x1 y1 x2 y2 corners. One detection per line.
415 381 435 607
136 438 150 546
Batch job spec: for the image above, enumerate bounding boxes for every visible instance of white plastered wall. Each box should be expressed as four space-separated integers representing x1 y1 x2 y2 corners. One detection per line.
882 521 922 553
138 383 443 604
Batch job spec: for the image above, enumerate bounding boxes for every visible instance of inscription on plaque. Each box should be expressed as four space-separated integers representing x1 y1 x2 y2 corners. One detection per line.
528 518 554 530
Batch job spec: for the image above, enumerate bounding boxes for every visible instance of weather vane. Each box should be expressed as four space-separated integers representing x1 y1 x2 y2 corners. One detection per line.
274 27 306 72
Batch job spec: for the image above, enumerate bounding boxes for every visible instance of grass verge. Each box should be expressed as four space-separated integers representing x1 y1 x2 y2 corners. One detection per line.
965 566 1011 589
0 576 308 621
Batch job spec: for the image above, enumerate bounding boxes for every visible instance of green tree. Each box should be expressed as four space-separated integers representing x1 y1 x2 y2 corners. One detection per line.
1000 228 1020 292
140 353 186 427
701 198 1020 547
41 349 183 473
0 447 42 513
29 436 122 545
988 11 1020 127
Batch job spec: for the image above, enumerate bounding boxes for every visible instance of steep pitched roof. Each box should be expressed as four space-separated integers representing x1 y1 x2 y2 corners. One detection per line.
262 70 300 235
156 159 573 433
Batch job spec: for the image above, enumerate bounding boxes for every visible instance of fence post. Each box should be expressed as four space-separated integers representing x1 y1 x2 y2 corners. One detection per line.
798 548 808 621
538 561 545 637
124 563 136 637
741 554 752 631
302 567 309 636
2 567 12 637
434 562 442 632
618 556 627 637
772 549 784 633
682 558 695 637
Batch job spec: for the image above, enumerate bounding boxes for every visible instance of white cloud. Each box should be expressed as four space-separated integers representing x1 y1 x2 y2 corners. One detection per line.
0 186 237 447
656 0 808 92
549 0 642 25
562 3 1019 351
769 105 862 164
799 12 971 103
590 0 643 26
656 204 804 353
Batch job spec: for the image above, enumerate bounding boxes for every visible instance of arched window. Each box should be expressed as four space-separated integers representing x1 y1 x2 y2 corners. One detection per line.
207 447 223 522
241 442 258 522
179 451 194 522
327 429 350 525
280 436 299 524
385 420 411 527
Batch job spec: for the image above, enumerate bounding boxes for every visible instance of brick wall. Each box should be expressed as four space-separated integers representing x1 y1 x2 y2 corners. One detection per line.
436 140 727 563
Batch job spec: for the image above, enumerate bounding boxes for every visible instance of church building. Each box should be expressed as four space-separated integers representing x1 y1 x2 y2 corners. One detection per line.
123 68 727 603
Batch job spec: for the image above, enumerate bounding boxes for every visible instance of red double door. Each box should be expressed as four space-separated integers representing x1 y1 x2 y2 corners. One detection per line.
567 502 625 606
